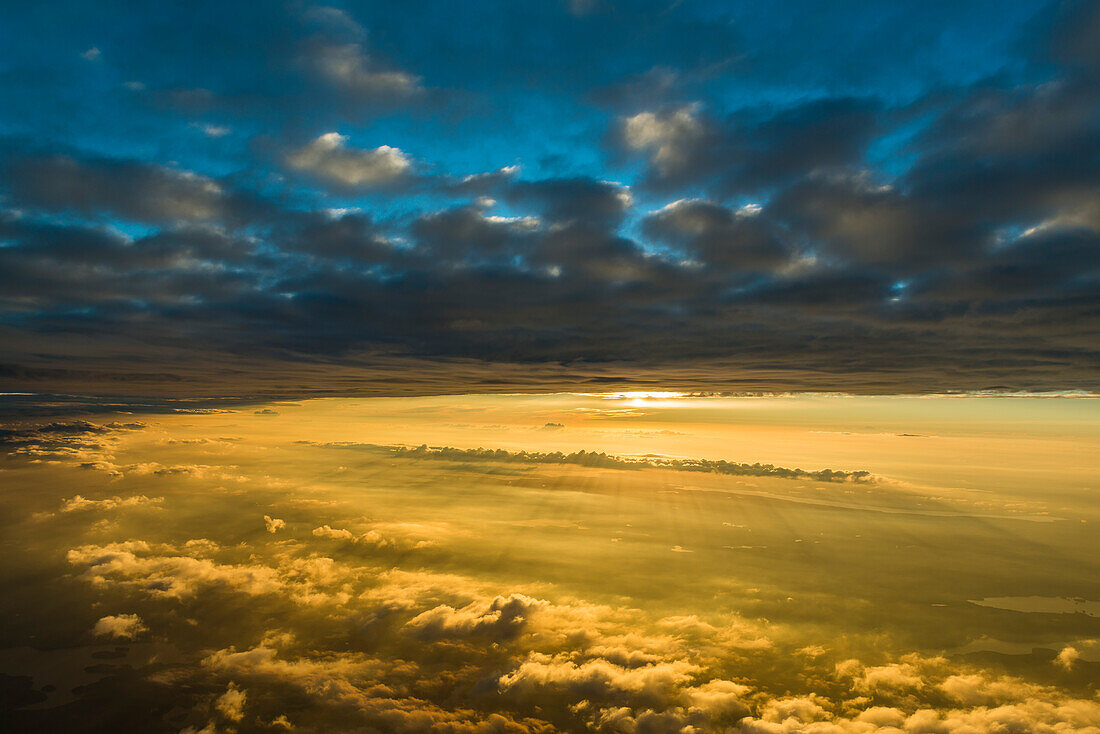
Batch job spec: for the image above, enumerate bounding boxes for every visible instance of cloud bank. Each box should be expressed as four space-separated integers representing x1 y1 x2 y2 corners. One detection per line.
0 0 1097 396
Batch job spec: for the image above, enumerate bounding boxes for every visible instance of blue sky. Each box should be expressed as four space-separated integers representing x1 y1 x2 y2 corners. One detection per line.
0 1 1050 180
0 0 1097 396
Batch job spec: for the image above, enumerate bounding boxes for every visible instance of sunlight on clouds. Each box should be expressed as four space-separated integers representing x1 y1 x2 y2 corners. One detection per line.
0 395 1096 731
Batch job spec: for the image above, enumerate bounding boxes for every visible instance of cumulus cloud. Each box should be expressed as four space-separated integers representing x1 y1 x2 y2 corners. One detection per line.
35 496 1100 733
619 98 882 195
311 522 435 550
93 613 148 640
621 106 707 178
755 694 832 726
311 524 356 542
66 539 364 609
61 494 163 512
939 673 1044 706
263 515 286 533
737 696 1100 733
202 644 550 732
1055 645 1080 670
836 658 925 692
285 133 412 189
68 542 283 600
498 653 701 699
406 594 549 641
215 682 246 722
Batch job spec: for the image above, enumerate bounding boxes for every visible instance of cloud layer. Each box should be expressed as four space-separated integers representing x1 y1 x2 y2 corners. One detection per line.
0 1 1097 395
1 404 1098 731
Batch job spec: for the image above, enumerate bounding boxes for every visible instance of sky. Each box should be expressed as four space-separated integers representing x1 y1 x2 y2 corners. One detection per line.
1 3 1099 733
0 0 1098 396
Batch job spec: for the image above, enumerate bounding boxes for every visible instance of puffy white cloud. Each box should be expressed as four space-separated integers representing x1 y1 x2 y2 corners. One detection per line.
939 673 1044 706
69 542 283 600
836 659 924 692
405 593 549 640
1055 645 1080 670
93 613 148 640
904 699 1100 733
758 694 832 725
683 679 752 717
215 682 246 722
30 436 1098 734
738 696 1100 733
203 645 549 732
56 535 1100 733
263 515 286 533
498 652 700 699
311 524 355 541
286 133 411 188
856 706 907 727
61 494 163 512
68 537 367 609
656 613 773 650
622 106 705 177
311 523 434 550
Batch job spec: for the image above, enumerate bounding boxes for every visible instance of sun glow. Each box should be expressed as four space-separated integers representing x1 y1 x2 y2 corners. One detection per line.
592 391 692 400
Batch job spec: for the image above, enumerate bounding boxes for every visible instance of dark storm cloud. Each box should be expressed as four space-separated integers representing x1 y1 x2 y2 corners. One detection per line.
0 0 1097 396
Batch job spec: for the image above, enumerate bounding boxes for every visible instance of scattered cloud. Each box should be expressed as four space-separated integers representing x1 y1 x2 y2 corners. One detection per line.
215 683 247 722
93 613 147 640
60 494 164 512
285 133 413 189
263 515 286 533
